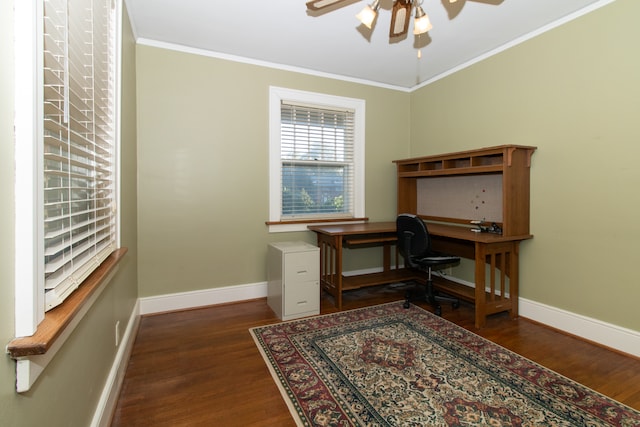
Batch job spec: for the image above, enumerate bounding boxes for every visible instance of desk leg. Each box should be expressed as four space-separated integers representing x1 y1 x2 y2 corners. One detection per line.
509 243 520 320
474 242 487 329
335 236 343 309
316 233 344 309
474 241 520 328
383 242 392 272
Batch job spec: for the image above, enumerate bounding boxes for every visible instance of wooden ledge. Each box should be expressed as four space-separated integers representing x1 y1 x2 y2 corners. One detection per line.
265 217 368 226
7 247 128 358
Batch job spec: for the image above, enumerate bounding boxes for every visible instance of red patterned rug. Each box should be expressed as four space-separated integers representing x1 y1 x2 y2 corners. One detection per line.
250 302 640 426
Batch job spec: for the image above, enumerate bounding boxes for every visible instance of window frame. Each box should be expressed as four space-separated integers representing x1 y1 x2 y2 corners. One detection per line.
268 86 366 233
14 0 121 341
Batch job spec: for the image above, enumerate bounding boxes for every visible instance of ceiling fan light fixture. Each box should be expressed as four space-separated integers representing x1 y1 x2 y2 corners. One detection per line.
413 6 432 35
309 0 471 57
356 0 380 29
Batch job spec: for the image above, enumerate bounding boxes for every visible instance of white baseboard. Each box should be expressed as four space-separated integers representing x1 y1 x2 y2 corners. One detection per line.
519 298 640 358
430 273 640 358
139 281 268 315
137 278 640 358
91 299 141 427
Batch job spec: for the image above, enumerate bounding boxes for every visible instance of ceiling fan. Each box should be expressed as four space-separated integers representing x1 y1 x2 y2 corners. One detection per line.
306 0 457 39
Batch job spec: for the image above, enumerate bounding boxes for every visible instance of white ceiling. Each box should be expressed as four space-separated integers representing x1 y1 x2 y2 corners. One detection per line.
125 0 610 90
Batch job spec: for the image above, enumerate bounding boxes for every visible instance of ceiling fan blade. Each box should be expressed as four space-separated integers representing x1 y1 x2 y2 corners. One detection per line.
389 0 412 37
306 0 350 11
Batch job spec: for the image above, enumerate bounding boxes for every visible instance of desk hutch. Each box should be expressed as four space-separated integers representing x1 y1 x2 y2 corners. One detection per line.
309 145 536 328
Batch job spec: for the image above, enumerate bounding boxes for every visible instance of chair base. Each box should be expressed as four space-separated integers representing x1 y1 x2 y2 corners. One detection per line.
403 279 459 316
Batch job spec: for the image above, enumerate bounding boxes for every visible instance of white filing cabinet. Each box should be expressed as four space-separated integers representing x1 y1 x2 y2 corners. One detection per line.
267 241 320 321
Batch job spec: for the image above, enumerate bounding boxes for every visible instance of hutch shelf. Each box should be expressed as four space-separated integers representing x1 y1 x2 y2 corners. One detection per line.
394 144 536 237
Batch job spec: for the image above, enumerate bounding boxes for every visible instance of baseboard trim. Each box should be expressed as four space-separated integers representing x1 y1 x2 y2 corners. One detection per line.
137 280 640 358
91 299 141 427
519 298 640 358
139 281 268 315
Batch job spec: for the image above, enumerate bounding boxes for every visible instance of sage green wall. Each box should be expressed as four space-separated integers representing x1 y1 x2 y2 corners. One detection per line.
136 46 410 297
409 0 640 331
0 3 138 426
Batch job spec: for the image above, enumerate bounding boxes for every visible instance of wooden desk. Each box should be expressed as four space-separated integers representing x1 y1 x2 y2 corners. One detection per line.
308 221 532 328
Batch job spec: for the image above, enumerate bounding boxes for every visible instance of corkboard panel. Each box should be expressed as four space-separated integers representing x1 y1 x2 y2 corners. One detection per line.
416 175 503 223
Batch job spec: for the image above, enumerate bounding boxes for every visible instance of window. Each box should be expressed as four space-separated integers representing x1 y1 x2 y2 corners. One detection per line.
42 0 118 311
14 0 119 335
269 87 365 232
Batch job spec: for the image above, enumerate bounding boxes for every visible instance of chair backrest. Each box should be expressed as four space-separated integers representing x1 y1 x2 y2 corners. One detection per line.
396 214 432 261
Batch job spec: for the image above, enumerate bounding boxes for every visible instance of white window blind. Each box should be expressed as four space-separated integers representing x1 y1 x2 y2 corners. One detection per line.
280 102 355 219
42 0 116 311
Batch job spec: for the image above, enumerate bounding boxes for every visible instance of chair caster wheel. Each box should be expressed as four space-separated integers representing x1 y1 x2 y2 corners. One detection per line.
435 306 442 316
403 300 410 309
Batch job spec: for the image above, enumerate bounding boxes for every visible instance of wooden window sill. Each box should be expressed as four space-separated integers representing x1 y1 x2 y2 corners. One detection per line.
265 217 369 226
7 247 128 358
267 218 369 233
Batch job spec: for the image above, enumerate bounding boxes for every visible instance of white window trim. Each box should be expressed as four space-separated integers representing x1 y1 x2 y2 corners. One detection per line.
268 86 365 233
12 0 123 392
14 0 44 338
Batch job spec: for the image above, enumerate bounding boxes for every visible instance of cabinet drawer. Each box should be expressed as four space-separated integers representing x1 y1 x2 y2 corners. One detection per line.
283 254 319 284
284 279 320 316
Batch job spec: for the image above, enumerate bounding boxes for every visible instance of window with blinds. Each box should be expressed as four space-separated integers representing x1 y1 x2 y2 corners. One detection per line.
268 87 365 231
42 0 117 311
280 102 355 219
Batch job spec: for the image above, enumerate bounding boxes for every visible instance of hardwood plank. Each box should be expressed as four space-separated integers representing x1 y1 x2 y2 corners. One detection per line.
112 300 294 426
111 285 640 426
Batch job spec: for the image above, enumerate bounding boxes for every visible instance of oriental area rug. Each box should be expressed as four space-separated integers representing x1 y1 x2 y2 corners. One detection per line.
250 302 640 427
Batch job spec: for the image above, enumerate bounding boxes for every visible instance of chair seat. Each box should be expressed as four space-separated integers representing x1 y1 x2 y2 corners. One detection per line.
411 253 460 268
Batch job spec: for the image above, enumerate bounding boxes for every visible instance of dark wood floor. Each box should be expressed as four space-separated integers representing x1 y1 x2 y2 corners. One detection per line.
111 285 640 426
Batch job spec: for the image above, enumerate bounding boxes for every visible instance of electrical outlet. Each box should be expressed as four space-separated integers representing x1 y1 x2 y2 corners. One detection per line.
115 321 120 347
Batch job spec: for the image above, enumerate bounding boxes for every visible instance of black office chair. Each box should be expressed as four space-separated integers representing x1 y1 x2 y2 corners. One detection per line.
397 214 460 316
